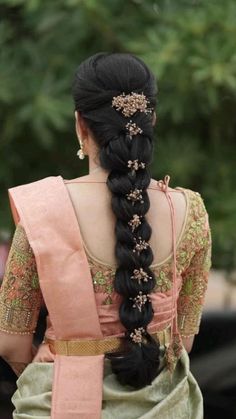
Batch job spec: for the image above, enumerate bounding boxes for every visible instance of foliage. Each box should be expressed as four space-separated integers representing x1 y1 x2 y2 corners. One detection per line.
0 0 236 269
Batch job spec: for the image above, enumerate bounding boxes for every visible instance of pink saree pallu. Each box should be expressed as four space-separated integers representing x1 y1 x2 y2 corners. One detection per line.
9 176 105 419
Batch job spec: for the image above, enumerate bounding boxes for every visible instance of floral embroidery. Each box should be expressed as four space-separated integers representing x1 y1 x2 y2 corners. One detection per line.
176 189 210 273
165 332 183 373
176 190 211 336
87 259 116 305
154 268 172 293
0 224 42 334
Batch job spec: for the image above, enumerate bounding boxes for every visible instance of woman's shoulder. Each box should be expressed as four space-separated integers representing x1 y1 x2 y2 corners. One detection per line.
8 175 66 226
175 186 208 216
8 176 65 207
176 186 210 247
9 175 62 191
150 177 207 212
157 178 209 233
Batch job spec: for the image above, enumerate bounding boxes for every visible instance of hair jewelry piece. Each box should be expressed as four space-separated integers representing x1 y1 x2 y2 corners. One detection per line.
126 121 143 138
130 291 151 312
126 188 144 205
131 268 152 284
128 214 142 232
130 327 146 344
133 236 150 254
112 92 152 117
127 159 146 172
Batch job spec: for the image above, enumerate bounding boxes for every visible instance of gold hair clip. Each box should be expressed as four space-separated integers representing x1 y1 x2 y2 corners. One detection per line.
126 121 143 138
130 327 146 344
126 188 144 205
112 92 152 117
130 291 151 312
133 236 150 253
128 214 142 232
127 159 146 172
131 268 152 284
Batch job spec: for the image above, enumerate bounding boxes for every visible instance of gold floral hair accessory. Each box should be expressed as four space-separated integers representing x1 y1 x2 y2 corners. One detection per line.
125 121 143 138
112 92 152 117
127 159 146 171
133 236 150 254
131 268 152 284
128 214 142 232
129 327 146 344
130 291 151 312
126 188 144 205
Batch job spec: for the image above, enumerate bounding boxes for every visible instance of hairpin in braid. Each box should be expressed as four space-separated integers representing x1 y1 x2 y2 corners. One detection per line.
129 327 146 344
112 92 152 117
127 159 146 170
133 236 150 254
131 268 152 284
130 291 151 312
126 120 143 138
128 214 142 232
127 159 146 176
126 188 144 205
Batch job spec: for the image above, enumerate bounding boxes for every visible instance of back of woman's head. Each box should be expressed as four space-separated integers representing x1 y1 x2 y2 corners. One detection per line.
72 52 160 389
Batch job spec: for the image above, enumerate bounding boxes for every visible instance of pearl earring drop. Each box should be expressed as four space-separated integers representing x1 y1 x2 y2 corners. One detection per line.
77 148 85 159
77 137 85 159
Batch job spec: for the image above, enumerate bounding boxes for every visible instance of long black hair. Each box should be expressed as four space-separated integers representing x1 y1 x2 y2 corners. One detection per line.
72 52 160 389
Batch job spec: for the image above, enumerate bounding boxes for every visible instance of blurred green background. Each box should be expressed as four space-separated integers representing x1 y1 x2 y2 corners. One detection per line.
0 0 236 270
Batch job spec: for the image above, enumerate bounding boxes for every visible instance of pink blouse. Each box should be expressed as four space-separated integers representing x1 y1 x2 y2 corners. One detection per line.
0 186 211 342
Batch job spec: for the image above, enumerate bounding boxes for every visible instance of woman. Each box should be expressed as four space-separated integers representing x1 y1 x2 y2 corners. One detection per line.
0 53 211 418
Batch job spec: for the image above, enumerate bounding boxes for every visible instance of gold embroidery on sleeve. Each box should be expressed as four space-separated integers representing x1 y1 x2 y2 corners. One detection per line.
177 191 212 336
0 224 42 334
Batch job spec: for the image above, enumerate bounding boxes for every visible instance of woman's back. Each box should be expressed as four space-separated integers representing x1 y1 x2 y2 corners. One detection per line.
64 172 210 341
65 173 187 267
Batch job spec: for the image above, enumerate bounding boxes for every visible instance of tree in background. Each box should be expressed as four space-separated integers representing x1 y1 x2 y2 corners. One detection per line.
0 0 236 269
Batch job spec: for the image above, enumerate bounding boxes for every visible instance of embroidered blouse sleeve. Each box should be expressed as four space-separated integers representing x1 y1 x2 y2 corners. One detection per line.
177 192 212 337
0 222 42 335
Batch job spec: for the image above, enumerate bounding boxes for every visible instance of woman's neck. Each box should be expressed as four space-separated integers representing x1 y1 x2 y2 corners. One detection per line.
86 164 109 181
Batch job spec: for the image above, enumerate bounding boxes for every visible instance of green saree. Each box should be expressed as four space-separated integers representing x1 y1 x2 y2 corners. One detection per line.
12 347 203 419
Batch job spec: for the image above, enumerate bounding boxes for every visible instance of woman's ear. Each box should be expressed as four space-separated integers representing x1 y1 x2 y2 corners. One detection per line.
74 111 89 140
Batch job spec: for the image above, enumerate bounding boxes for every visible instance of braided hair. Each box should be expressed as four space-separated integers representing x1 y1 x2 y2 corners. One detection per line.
72 53 160 389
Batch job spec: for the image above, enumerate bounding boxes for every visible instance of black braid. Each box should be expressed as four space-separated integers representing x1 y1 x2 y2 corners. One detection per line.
72 52 160 389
